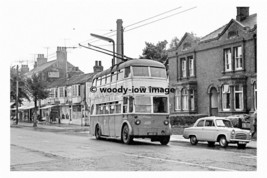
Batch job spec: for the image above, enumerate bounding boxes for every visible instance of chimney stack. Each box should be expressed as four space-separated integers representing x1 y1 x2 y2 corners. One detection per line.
236 7 249 21
36 54 47 66
93 60 103 74
20 64 29 74
116 19 123 64
56 46 67 78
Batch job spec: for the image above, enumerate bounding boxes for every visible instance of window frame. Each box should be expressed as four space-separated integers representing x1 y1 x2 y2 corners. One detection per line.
234 85 244 111
181 88 188 110
188 56 194 77
224 48 232 72
181 58 187 78
222 84 231 111
175 89 181 111
234 46 243 70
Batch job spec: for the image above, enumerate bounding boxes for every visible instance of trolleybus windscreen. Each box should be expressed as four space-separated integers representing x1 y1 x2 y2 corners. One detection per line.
150 67 167 78
132 66 149 76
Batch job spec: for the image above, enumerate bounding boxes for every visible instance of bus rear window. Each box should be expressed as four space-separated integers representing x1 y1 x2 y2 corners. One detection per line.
135 96 151 113
132 66 149 77
153 97 167 113
151 67 166 78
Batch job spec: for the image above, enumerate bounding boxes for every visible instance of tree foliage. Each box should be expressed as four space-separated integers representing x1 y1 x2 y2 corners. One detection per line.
26 73 50 127
140 37 180 63
10 66 30 104
169 36 180 50
140 40 168 63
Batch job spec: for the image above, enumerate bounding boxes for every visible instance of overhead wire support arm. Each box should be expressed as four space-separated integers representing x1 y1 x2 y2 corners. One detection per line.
78 44 127 62
88 43 133 60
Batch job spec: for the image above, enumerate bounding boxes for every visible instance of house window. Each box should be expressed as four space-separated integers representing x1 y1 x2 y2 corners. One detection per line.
175 89 181 110
59 87 64 97
234 85 243 110
49 89 55 98
254 82 257 110
222 85 230 110
188 56 194 77
182 88 188 110
224 49 232 72
190 90 195 110
181 58 187 77
234 46 243 70
72 85 79 97
55 88 58 98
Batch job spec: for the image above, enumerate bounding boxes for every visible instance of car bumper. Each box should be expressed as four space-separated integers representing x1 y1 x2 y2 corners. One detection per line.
229 139 250 143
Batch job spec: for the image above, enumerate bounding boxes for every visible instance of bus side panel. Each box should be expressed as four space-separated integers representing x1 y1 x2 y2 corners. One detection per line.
109 115 116 137
115 115 123 137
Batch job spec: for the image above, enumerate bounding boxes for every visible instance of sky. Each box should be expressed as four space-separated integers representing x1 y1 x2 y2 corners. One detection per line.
0 0 261 74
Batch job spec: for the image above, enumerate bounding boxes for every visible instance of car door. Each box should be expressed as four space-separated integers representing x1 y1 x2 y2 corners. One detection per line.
194 120 205 140
202 119 217 141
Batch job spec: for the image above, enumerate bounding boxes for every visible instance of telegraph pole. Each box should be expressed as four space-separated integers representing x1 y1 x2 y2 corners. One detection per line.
15 65 19 125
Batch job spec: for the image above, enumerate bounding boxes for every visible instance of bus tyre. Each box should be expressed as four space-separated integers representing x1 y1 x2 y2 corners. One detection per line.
121 124 133 144
160 136 170 145
95 125 101 140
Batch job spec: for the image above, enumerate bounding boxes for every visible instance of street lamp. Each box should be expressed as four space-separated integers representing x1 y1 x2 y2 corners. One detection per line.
90 33 115 66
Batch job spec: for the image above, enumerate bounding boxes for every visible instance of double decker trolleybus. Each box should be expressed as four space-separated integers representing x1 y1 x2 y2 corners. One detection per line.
89 59 171 145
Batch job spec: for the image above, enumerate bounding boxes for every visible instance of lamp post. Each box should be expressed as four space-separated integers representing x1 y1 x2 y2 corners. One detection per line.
90 33 115 66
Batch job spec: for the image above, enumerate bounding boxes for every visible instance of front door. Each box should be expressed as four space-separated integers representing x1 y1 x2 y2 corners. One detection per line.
210 88 218 116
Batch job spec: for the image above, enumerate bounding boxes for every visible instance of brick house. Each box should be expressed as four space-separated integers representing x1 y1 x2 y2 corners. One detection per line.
168 7 257 123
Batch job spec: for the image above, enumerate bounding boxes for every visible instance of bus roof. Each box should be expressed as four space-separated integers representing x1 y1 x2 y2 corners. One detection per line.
93 59 165 79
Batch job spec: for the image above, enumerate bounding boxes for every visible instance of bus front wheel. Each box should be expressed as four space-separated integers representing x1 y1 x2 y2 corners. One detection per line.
121 124 133 144
160 136 170 145
95 124 101 140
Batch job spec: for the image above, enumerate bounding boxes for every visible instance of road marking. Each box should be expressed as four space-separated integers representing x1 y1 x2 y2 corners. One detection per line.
123 153 237 171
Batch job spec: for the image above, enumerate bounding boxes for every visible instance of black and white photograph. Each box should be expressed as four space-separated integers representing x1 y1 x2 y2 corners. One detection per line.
1 0 265 177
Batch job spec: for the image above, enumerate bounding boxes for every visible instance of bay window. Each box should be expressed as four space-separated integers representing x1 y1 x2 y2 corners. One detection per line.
234 85 243 110
182 88 188 110
222 84 230 110
175 89 181 110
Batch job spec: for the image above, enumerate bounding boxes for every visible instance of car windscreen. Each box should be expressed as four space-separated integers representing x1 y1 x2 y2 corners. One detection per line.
215 119 233 128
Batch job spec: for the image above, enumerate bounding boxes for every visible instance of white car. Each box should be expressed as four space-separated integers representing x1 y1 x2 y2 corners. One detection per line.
183 116 251 148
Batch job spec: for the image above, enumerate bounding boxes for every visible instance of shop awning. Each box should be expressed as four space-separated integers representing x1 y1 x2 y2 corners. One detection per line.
40 105 55 109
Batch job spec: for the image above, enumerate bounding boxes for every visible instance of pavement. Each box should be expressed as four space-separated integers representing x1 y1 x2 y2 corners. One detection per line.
10 121 257 149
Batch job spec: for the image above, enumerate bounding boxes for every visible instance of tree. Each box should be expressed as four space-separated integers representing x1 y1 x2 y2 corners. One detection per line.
10 66 30 124
169 36 180 50
26 74 50 127
10 67 30 105
140 40 168 63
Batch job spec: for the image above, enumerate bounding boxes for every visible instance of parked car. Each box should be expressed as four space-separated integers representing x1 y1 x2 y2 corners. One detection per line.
183 116 251 148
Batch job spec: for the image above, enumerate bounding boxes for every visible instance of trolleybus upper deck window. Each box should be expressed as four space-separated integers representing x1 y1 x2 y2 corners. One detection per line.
132 66 149 77
150 67 167 78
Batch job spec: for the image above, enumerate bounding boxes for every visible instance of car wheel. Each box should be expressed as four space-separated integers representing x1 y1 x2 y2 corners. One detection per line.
219 136 228 148
95 124 101 140
121 124 133 144
190 135 198 145
160 136 170 145
237 143 247 149
208 141 215 147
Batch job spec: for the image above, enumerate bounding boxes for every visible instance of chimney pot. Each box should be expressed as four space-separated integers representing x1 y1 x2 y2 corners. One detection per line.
236 7 249 21
99 61 102 66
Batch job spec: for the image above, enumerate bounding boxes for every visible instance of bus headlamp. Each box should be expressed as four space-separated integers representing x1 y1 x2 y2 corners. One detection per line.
135 119 141 125
163 120 169 125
